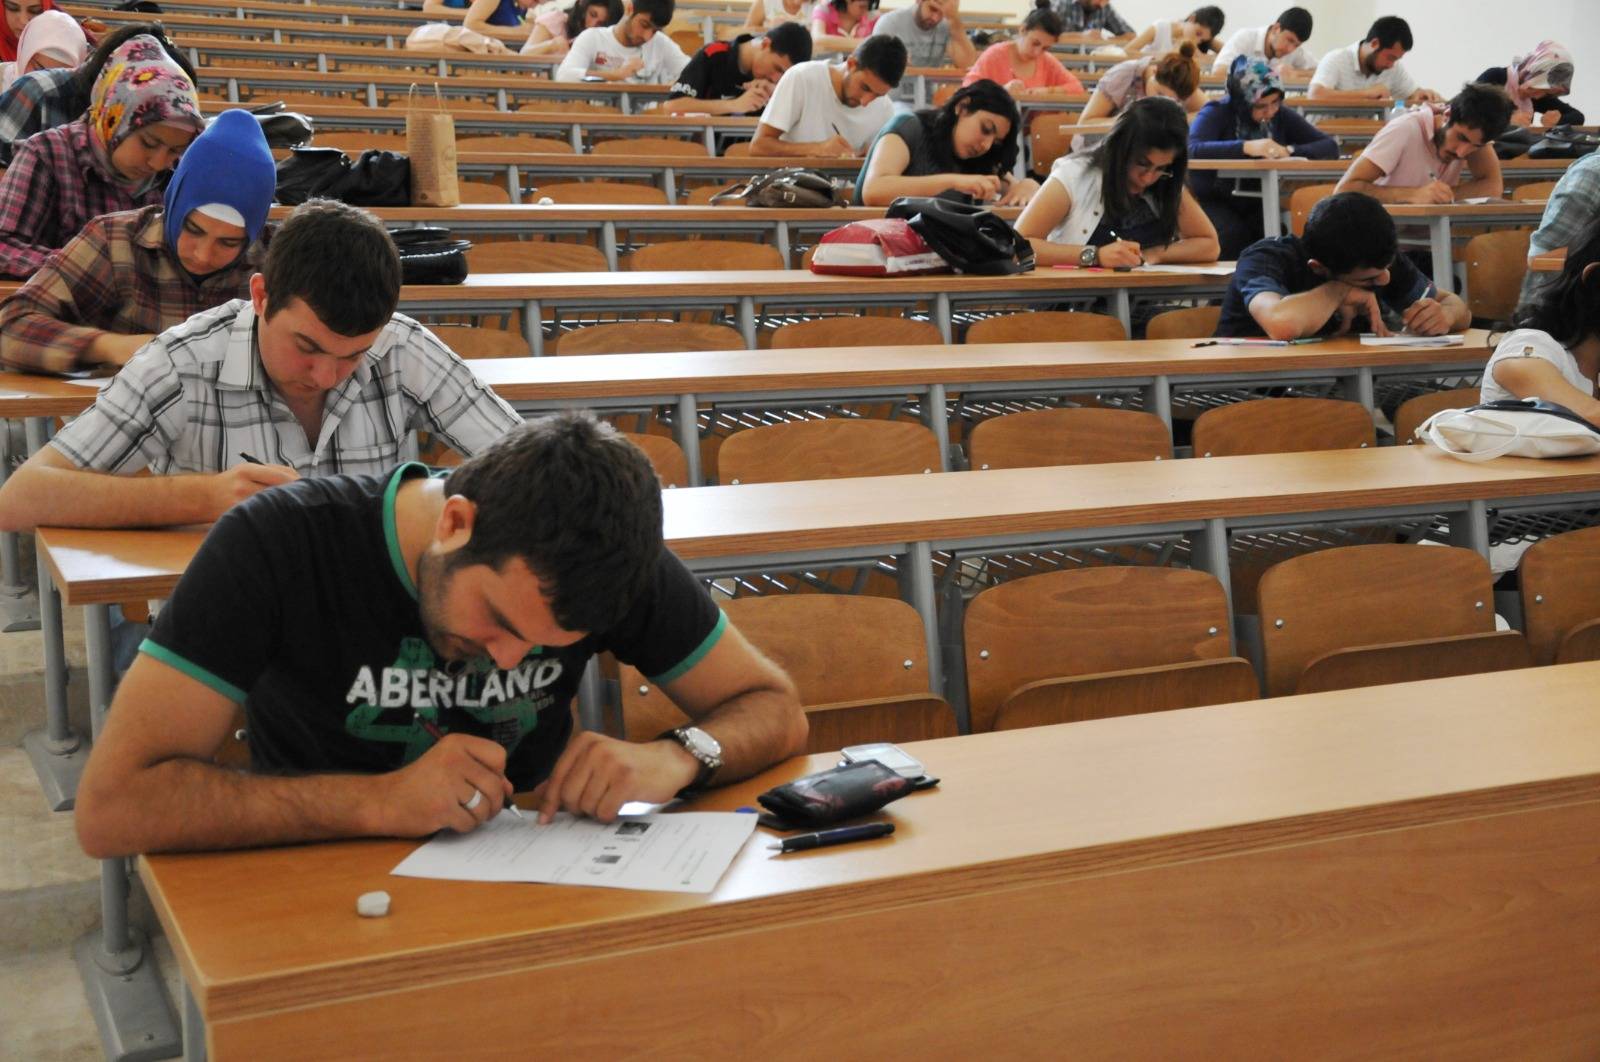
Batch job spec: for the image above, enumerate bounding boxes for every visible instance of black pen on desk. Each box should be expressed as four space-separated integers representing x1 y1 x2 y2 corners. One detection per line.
768 822 894 853
414 711 524 819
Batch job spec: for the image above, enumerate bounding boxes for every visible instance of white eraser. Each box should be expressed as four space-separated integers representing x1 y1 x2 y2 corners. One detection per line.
537 197 554 205
356 890 391 918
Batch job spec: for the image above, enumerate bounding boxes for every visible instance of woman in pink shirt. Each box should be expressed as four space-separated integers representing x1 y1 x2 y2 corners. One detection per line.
964 0 1083 96
811 0 878 54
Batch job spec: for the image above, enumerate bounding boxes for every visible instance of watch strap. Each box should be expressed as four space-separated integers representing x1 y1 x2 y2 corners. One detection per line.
658 727 718 795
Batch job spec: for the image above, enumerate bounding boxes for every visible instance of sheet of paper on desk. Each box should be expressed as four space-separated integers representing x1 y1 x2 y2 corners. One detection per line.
1459 196 1494 204
390 810 758 893
1131 263 1235 275
1359 333 1466 347
64 378 111 388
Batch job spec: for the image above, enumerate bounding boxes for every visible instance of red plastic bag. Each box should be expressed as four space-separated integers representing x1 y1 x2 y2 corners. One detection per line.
809 218 950 276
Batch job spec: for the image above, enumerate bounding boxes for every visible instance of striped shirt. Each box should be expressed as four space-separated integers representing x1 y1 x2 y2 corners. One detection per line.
0 117 159 279
1051 0 1134 37
50 299 525 476
0 67 80 166
0 205 258 376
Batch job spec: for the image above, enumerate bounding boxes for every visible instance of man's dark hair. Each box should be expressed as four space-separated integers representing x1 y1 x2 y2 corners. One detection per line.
854 34 907 88
1364 15 1412 51
1449 81 1514 140
1276 7 1312 43
632 0 675 24
1514 213 1600 347
765 21 813 64
443 412 664 633
1090 97 1190 247
68 22 198 103
1303 193 1398 276
566 0 623 39
263 199 400 336
1188 6 1224 38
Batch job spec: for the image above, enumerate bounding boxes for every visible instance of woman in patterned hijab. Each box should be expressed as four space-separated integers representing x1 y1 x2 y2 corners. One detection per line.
1476 41 1582 127
86 33 205 191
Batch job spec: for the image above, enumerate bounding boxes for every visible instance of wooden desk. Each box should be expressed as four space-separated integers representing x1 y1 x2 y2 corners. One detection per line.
1385 200 1548 295
451 151 863 203
144 662 1600 1058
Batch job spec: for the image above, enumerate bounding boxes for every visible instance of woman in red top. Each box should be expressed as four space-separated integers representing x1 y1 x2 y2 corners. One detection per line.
963 0 1084 97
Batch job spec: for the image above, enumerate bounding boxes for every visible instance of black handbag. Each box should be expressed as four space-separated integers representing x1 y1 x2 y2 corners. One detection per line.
1492 126 1538 160
886 196 1035 275
249 103 315 149
389 227 472 286
322 150 412 207
709 167 844 208
1528 126 1600 160
274 146 350 205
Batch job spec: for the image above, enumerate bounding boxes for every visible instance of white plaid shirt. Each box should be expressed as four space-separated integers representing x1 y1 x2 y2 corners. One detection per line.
51 299 523 475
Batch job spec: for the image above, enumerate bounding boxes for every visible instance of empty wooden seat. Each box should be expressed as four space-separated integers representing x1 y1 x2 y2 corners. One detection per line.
965 567 1247 733
1294 631 1532 694
516 99 621 115
457 179 513 203
1288 183 1338 237
457 134 576 154
1393 387 1480 444
1191 397 1374 457
967 407 1170 469
1258 543 1523 696
717 418 941 484
1465 229 1533 324
623 240 785 272
552 321 744 355
1144 305 1221 339
430 325 530 358
769 316 943 349
466 241 609 273
1510 181 1557 203
530 181 670 205
621 595 957 751
993 658 1261 730
619 431 690 488
1520 526 1600 665
591 136 705 157
965 310 1126 344
314 131 406 151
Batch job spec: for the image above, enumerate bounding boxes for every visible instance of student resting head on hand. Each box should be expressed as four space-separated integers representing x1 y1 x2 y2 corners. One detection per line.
856 78 1034 206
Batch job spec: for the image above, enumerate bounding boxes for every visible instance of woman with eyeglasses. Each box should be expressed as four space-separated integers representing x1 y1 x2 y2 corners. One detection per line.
1015 96 1218 270
1187 56 1336 259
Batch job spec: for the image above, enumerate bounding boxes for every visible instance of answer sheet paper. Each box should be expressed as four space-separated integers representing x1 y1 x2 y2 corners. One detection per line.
391 810 758 893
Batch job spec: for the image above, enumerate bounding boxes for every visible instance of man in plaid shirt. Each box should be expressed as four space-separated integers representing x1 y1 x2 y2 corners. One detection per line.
0 199 524 532
1050 0 1133 37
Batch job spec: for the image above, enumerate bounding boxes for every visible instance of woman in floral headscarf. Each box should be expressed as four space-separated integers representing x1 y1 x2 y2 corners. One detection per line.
1186 55 1337 258
1477 41 1582 128
0 33 202 277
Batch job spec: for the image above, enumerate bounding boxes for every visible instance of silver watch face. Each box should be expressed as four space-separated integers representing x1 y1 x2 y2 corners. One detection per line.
679 726 722 764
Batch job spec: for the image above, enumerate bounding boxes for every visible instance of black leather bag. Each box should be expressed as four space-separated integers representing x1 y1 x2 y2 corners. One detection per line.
274 146 350 205
250 103 315 149
886 196 1035 275
710 166 844 208
1528 126 1600 160
1493 126 1538 160
322 150 412 207
389 227 472 286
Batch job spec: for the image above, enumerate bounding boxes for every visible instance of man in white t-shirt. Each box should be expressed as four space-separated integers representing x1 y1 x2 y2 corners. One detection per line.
1210 6 1314 80
750 36 906 157
1309 15 1438 105
554 0 689 83
1335 83 1513 206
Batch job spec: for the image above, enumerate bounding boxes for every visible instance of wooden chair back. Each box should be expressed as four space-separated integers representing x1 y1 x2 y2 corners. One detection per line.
1288 183 1338 237
964 310 1126 344
620 595 958 750
619 430 690 488
314 131 406 151
669 28 705 54
380 97 499 112
717 418 941 484
1556 618 1600 664
457 179 512 203
466 241 609 272
458 134 575 154
553 321 745 355
686 182 744 204
769 316 943 349
1294 630 1531 694
591 136 704 157
1519 526 1600 665
967 407 1170 469
1029 112 1077 174
1465 229 1532 323
623 240 785 271
1191 397 1374 457
992 658 1259 731
1511 181 1557 203
964 567 1235 733
430 325 530 358
531 181 669 205
1144 305 1221 340
723 141 754 158
1257 543 1497 696
516 99 621 114
931 82 959 107
1393 387 1480 444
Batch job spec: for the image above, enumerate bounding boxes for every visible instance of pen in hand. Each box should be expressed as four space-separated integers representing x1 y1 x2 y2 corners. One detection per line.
414 711 524 819
238 451 262 465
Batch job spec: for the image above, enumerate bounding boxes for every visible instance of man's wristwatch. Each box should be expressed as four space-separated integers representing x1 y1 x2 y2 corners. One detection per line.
660 726 723 796
1078 244 1099 268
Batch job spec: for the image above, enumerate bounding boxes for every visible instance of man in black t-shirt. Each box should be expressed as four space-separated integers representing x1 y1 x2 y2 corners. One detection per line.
662 22 812 116
74 413 807 858
1214 191 1469 339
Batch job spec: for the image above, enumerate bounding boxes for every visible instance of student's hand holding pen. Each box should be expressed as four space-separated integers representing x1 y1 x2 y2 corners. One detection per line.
377 729 516 836
213 459 298 515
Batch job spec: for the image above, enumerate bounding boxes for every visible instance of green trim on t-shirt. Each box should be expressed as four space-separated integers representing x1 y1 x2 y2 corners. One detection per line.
649 608 727 685
139 639 247 703
383 462 430 601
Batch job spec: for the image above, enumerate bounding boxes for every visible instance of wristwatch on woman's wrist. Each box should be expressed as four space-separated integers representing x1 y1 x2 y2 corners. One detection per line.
1078 244 1099 268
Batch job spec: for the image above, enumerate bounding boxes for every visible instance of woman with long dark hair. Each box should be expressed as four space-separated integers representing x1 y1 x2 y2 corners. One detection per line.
521 0 622 56
1015 96 1218 269
855 78 1035 205
1482 214 1600 422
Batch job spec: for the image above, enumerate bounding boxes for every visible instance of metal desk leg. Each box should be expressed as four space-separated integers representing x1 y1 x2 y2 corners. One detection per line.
1339 367 1375 413
182 981 207 1062
366 82 377 108
775 222 792 268
1449 498 1490 560
226 78 239 103
620 90 632 113
1430 215 1454 295
933 293 953 342
600 222 620 271
1188 517 1235 651
900 541 943 697
495 88 508 112
915 75 927 108
1111 288 1132 333
0 418 27 600
737 296 756 346
924 383 951 471
507 164 522 204
703 125 715 155
576 656 605 733
75 603 180 1062
524 300 544 356
663 167 678 203
676 393 703 486
1142 374 1172 430
568 124 584 153
1260 169 1282 237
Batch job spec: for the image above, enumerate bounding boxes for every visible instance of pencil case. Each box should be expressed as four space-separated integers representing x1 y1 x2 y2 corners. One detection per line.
756 761 917 829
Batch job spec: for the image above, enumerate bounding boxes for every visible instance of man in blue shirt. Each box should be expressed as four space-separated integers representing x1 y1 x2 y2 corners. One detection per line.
1214 192 1469 339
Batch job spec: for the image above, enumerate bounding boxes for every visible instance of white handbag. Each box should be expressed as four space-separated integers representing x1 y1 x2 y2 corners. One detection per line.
1416 398 1600 462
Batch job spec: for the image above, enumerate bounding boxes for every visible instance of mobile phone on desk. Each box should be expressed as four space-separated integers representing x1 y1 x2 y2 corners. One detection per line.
840 742 926 779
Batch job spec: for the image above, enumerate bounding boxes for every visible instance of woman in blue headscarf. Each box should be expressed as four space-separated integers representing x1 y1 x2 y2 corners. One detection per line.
0 107 277 374
1187 55 1337 259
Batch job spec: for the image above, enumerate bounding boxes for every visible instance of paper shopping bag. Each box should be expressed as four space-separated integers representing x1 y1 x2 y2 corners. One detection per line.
406 83 460 207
